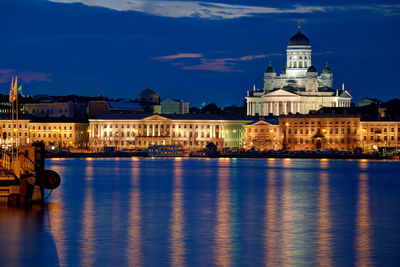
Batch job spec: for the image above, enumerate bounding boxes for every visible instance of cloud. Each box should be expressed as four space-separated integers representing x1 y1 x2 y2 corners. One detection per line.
48 1 400 19
0 69 52 83
153 53 203 61
155 53 282 72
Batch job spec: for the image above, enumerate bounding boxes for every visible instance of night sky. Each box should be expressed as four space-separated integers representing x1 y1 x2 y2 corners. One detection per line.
0 0 399 107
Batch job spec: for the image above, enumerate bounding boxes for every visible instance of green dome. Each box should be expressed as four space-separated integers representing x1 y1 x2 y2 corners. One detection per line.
322 66 332 74
266 65 275 73
281 67 286 74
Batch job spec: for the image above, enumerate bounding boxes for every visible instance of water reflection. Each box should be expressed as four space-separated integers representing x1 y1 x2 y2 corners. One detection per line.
317 172 332 267
127 160 142 266
355 173 373 267
169 160 185 267
281 159 293 266
79 164 96 267
264 168 278 266
47 164 67 267
214 159 232 267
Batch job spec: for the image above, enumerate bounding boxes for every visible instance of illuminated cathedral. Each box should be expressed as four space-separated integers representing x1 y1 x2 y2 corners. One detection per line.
246 25 352 116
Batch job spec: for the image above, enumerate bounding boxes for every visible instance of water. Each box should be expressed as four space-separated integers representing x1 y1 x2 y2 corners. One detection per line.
0 158 399 266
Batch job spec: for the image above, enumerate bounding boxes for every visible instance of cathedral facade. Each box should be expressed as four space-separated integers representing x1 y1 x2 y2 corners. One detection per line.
246 26 352 116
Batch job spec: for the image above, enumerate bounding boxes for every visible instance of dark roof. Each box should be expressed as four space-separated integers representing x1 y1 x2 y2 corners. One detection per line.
106 102 143 111
91 113 250 121
288 31 310 46
0 114 34 120
307 65 317 72
29 117 88 123
318 86 335 93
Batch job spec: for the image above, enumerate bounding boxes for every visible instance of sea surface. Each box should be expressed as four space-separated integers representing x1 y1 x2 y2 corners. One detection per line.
0 157 399 266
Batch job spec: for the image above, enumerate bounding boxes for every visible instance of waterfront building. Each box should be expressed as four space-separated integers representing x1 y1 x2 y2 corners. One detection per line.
243 119 281 150
88 114 251 152
28 118 88 148
0 116 31 147
161 98 189 114
246 25 352 116
0 116 89 149
279 115 361 151
359 120 400 152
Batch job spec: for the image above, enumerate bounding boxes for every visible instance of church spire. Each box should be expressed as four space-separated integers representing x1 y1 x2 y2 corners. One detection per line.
298 20 301 32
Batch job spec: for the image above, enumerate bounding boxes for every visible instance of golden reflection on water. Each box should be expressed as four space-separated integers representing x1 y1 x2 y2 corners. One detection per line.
169 160 185 267
47 164 67 267
264 169 278 266
214 159 232 267
320 159 329 169
359 159 369 170
80 164 96 267
281 161 293 267
356 173 373 267
127 160 142 266
317 172 332 267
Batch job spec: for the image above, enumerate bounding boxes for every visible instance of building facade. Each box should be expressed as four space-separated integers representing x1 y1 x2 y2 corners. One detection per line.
243 120 281 150
246 25 352 116
0 117 88 149
279 115 361 151
0 118 31 147
88 114 250 152
360 121 400 152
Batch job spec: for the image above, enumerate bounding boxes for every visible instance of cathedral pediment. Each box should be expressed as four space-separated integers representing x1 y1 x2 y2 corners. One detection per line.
264 89 300 97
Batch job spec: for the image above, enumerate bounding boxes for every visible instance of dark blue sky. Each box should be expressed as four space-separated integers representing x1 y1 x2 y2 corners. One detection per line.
0 0 399 106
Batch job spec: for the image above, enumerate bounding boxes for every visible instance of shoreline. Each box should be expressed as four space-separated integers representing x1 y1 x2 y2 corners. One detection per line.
45 152 394 160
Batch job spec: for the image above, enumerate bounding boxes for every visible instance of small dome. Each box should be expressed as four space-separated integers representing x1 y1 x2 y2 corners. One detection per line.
307 65 317 73
265 62 275 73
322 66 332 74
137 85 159 105
288 29 310 46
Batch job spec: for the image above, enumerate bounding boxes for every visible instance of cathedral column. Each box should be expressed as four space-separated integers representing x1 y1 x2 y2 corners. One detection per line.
276 101 280 116
297 102 301 113
290 101 294 114
283 101 287 115
247 101 250 115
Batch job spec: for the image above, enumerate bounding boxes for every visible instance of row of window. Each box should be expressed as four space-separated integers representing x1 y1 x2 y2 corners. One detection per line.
32 133 73 138
288 138 356 144
32 125 73 130
289 128 357 135
99 140 209 146
285 121 357 125
98 124 216 130
101 131 214 138
30 108 69 114
363 135 399 141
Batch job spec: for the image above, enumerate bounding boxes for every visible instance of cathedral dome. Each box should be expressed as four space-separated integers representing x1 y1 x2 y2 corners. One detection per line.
288 31 310 46
322 66 332 74
307 65 317 73
265 62 275 73
137 85 160 105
